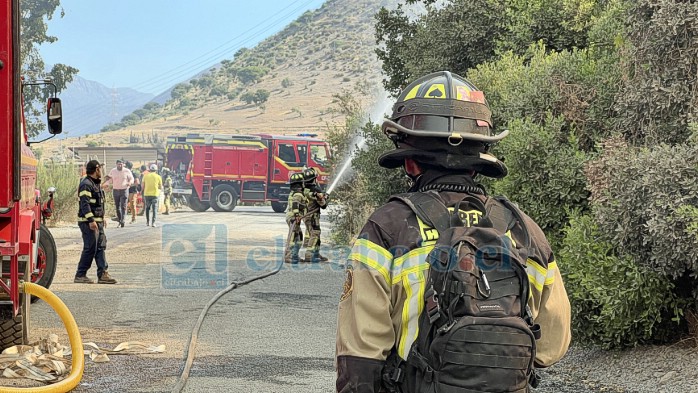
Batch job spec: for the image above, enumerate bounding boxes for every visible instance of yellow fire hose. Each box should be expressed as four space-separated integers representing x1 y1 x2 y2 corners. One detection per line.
0 282 84 393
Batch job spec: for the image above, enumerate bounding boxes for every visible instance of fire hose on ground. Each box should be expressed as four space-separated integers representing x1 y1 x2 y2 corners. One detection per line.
0 282 84 393
171 207 323 393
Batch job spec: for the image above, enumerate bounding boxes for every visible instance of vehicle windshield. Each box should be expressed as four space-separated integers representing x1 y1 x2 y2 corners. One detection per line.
310 144 328 168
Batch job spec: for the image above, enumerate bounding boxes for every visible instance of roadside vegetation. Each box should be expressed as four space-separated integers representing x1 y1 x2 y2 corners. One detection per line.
329 0 698 349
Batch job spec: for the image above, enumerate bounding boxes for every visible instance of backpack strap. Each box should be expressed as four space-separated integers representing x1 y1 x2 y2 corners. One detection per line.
487 196 532 251
390 191 451 233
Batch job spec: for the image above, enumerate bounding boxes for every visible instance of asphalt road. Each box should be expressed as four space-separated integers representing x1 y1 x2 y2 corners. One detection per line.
26 206 344 393
7 206 634 393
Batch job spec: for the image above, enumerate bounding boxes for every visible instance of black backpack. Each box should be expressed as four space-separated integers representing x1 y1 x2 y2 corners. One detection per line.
384 191 541 393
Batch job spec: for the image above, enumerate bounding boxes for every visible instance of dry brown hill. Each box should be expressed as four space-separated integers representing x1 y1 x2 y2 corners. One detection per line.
47 0 395 155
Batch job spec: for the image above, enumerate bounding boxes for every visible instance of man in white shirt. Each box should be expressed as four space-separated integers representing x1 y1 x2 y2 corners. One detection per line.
102 159 133 228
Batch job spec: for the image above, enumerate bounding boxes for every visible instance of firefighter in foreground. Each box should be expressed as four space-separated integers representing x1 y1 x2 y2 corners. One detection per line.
284 173 307 264
335 71 571 392
302 167 329 263
75 160 117 284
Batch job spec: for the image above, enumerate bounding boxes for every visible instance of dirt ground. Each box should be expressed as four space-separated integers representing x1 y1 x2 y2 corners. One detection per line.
12 206 343 392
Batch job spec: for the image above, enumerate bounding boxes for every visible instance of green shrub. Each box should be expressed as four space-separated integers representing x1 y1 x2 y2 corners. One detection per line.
487 115 589 247
37 162 82 224
615 0 698 145
587 136 698 284
560 213 681 348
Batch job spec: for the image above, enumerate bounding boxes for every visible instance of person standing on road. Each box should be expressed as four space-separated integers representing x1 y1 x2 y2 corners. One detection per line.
75 160 117 284
142 164 163 227
302 167 328 263
102 159 133 228
335 71 571 392
126 161 140 223
162 168 173 215
284 173 307 264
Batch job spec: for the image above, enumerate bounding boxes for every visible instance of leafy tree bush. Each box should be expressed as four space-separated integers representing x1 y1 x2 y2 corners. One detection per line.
170 83 191 100
586 135 698 287
37 162 83 224
236 66 270 85
367 0 698 348
375 0 505 95
486 115 589 247
20 1 78 137
560 213 681 349
469 42 621 151
240 89 270 105
615 0 698 145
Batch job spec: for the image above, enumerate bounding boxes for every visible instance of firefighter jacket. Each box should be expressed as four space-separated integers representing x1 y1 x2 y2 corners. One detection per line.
77 176 105 223
304 185 327 215
163 176 173 195
286 189 307 220
335 190 572 392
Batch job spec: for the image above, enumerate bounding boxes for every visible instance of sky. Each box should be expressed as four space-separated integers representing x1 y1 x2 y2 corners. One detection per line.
39 0 327 95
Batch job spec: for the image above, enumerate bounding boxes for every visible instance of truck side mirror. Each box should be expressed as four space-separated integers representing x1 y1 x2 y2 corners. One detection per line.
47 97 62 134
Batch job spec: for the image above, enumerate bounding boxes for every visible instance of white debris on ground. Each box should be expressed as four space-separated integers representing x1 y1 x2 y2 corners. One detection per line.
0 334 165 383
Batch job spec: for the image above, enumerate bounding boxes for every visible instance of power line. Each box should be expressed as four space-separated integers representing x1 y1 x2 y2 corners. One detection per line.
133 0 318 94
131 0 318 94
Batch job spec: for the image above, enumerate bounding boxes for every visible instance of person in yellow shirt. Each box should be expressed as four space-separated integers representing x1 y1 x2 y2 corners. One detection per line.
142 164 163 227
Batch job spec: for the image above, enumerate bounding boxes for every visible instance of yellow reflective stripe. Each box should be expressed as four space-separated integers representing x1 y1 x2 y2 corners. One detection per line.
79 190 91 197
398 273 412 359
393 246 431 267
84 212 94 218
393 246 432 284
350 253 390 283
526 258 551 292
395 264 430 284
89 199 97 204
397 268 429 359
350 239 393 283
78 217 103 222
546 261 558 285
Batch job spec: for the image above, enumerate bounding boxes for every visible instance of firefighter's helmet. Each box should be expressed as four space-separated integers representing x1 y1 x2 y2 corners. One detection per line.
289 173 304 185
302 167 317 182
378 71 508 178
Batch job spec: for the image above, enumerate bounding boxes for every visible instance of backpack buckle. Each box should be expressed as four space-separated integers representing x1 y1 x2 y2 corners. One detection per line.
390 367 403 383
425 287 441 324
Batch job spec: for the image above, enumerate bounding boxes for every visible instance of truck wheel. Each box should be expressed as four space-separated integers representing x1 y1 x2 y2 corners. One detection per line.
211 184 238 212
271 201 287 213
188 192 210 212
0 310 25 350
0 274 29 348
31 224 57 303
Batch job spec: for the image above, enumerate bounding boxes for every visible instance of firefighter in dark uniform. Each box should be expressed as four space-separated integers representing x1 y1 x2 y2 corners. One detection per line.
74 160 117 284
284 173 307 264
335 71 571 391
302 167 328 263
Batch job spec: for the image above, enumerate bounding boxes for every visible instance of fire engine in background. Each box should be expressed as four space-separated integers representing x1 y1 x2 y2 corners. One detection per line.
164 133 330 213
0 0 60 348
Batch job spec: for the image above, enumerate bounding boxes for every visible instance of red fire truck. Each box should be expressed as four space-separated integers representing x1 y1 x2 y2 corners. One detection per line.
0 0 61 348
164 133 330 212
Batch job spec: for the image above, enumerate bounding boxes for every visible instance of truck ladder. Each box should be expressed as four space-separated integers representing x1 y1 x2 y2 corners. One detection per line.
201 146 214 200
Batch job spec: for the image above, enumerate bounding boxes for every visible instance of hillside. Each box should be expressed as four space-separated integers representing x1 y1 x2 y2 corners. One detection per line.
54 0 396 152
